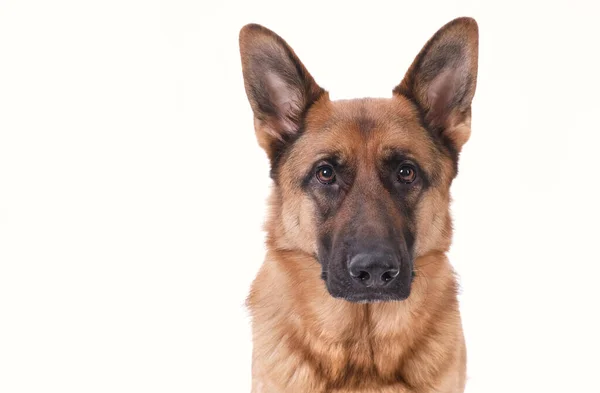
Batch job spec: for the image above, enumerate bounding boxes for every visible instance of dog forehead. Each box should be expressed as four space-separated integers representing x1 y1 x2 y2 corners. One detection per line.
291 97 436 165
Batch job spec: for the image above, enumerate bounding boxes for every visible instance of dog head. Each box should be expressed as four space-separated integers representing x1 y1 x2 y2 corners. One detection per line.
239 18 478 303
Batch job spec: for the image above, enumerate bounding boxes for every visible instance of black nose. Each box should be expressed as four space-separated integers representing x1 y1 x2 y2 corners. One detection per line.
348 253 400 287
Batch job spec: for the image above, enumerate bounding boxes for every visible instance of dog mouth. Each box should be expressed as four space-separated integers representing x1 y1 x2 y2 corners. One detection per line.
321 270 416 280
335 291 411 303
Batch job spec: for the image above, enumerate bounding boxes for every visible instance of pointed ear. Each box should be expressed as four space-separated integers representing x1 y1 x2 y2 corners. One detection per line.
394 17 479 154
239 24 326 164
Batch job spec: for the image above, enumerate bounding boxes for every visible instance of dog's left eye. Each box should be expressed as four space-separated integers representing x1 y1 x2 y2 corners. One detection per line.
397 164 417 184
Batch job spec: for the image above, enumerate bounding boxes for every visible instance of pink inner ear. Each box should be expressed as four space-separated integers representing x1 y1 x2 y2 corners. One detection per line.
265 71 302 134
426 65 466 126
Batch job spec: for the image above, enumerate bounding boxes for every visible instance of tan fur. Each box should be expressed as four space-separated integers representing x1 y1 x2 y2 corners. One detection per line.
249 100 464 393
240 17 479 393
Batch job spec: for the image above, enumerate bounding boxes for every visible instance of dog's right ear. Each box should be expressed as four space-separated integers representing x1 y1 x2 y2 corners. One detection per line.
239 24 326 164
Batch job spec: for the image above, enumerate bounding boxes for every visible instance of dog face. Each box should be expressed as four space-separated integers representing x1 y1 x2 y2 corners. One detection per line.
239 18 478 302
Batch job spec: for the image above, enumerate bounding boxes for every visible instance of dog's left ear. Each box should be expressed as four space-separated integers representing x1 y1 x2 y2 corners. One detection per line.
394 17 479 153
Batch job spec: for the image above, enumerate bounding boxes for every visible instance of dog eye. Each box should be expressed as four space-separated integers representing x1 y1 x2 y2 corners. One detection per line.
316 165 336 184
397 164 417 184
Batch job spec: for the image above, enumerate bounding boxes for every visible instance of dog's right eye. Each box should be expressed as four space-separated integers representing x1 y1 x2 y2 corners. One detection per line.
316 165 336 184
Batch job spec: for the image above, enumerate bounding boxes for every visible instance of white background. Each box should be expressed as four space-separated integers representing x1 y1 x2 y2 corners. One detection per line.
1 1 599 392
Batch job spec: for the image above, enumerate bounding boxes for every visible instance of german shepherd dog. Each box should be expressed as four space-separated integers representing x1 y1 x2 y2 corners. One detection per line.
239 17 478 393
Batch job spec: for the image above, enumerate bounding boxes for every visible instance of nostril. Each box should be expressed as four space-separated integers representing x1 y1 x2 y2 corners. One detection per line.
348 253 400 287
381 269 399 283
356 270 370 282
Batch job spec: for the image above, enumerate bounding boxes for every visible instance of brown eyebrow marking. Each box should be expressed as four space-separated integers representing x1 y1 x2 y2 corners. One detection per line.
380 147 418 162
311 151 343 164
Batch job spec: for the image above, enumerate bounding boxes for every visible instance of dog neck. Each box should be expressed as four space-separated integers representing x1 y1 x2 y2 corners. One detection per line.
247 190 462 391
247 246 461 391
